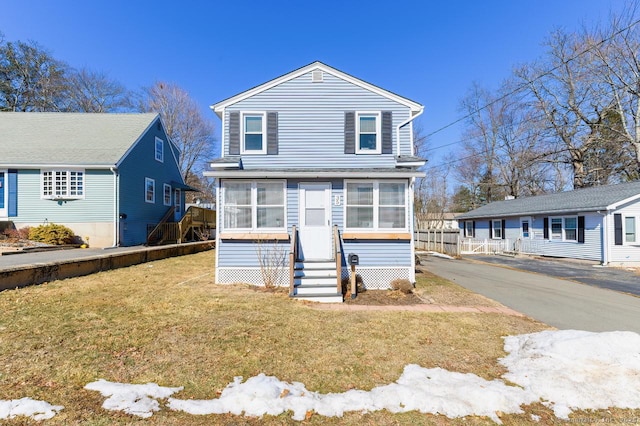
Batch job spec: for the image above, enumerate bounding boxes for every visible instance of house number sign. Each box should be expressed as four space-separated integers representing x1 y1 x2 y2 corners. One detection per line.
333 195 342 206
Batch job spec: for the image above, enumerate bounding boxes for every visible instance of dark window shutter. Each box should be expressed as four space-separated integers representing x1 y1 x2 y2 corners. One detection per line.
267 111 278 155
229 111 240 155
8 169 17 217
489 220 493 238
344 111 355 154
472 221 476 238
578 216 585 243
614 213 623 245
501 219 506 240
543 218 549 239
381 111 392 154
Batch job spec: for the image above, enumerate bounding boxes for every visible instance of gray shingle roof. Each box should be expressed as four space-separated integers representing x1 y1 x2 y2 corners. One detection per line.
0 112 160 167
457 180 640 219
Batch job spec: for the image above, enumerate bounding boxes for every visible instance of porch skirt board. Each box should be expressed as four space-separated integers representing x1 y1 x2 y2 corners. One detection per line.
216 267 412 290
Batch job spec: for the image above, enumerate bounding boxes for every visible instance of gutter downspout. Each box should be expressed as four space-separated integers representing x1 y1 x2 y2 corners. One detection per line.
111 167 119 247
597 210 609 266
396 107 424 156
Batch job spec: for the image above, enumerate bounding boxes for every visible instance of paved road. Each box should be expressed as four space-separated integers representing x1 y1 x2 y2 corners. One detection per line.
0 246 147 271
422 255 640 333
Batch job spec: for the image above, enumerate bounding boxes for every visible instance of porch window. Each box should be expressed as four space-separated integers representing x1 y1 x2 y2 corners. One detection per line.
356 112 381 154
42 170 84 199
145 178 155 203
242 113 266 154
345 180 406 230
163 184 172 206
223 180 285 230
491 219 502 239
626 216 636 243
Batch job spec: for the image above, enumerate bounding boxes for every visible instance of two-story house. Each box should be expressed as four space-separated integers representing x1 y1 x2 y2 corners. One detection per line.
204 62 425 302
0 112 188 247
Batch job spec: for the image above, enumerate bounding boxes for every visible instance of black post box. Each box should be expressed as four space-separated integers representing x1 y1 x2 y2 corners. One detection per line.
348 253 359 266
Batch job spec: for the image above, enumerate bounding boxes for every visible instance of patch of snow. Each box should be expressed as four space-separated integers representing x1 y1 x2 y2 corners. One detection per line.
84 379 183 418
0 397 63 421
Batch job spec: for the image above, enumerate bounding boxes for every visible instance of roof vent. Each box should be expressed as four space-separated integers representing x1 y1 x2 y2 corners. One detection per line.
312 70 323 82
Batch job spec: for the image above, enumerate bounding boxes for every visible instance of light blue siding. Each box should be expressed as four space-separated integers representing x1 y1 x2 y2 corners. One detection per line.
342 240 411 267
218 240 291 267
224 71 412 168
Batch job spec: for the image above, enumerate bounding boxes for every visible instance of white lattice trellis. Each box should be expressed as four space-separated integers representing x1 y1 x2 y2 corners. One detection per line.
346 267 412 290
217 268 289 287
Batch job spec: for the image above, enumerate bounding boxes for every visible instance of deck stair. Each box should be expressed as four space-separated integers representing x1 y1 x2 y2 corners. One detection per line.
291 259 343 303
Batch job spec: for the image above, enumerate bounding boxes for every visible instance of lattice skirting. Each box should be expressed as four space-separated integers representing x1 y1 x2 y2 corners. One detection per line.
347 267 412 290
217 268 289 287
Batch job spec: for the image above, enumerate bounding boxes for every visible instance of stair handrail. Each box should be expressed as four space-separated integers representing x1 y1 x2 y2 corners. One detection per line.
289 225 297 296
146 206 176 245
333 225 342 295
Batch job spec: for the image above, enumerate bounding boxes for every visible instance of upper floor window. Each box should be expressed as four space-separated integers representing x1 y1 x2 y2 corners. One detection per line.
356 112 381 154
155 137 164 162
145 178 155 203
242 113 266 154
42 170 84 199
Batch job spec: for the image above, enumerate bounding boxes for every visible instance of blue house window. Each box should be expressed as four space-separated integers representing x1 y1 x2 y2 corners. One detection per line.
145 178 155 203
41 170 84 199
163 184 172 206
155 137 164 162
242 113 266 154
222 180 285 230
356 112 381 154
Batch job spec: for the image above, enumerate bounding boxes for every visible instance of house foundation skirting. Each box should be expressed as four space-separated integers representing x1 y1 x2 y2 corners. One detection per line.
216 266 411 289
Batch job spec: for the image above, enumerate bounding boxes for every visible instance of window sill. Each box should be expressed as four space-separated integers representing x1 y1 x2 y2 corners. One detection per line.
219 232 289 241
342 232 411 240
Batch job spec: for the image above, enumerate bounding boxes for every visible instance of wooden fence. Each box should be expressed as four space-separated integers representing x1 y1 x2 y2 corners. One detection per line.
413 229 461 256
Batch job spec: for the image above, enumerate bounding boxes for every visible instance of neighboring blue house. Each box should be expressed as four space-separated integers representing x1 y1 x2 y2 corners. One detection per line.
457 181 640 266
0 112 188 247
204 62 425 302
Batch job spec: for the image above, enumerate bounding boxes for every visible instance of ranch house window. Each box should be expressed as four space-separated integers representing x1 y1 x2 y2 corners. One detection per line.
625 217 636 243
41 169 84 199
465 221 474 238
155 137 164 162
549 216 577 241
242 113 266 154
345 180 406 230
356 112 381 154
145 178 155 203
222 180 285 230
491 219 502 239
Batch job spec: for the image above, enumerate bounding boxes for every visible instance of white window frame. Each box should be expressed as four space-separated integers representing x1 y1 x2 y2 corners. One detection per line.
344 179 408 231
221 179 286 231
41 169 85 200
163 184 172 206
520 217 531 239
241 112 267 154
548 216 578 242
491 219 502 239
625 216 636 243
465 220 474 238
145 177 155 204
155 137 164 163
174 188 182 215
355 111 381 154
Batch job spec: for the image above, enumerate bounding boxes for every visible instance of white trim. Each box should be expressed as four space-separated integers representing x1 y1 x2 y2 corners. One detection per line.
211 62 423 117
240 111 267 155
155 136 164 163
145 177 155 204
174 188 182 215
520 217 532 239
344 179 408 232
163 183 172 206
355 111 381 154
548 215 578 242
204 170 424 179
40 168 85 200
111 167 118 247
491 219 503 239
400 107 424 156
221 179 287 232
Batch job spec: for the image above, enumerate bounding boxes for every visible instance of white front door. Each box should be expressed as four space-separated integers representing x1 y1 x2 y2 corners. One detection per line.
299 183 332 260
0 171 7 218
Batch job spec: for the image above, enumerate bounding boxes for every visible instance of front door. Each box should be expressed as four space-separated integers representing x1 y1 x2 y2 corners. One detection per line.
0 171 6 218
299 183 332 260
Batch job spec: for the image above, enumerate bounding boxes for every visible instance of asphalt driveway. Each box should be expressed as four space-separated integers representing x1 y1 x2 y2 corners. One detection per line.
422 254 640 332
467 254 640 296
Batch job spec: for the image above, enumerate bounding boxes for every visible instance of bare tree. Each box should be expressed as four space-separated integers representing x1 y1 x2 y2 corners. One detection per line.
140 82 216 201
66 68 132 112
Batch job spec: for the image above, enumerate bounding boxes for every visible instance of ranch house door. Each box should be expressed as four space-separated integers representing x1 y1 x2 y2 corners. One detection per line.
299 183 332 260
0 171 6 218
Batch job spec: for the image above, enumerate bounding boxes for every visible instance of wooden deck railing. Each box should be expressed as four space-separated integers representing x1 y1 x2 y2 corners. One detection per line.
333 225 342 295
289 225 297 296
178 206 216 243
146 206 177 245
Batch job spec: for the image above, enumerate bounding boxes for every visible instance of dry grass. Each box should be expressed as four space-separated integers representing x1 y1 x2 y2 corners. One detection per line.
0 250 636 424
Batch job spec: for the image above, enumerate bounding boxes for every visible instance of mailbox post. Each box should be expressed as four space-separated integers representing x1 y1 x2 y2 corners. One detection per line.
348 253 359 299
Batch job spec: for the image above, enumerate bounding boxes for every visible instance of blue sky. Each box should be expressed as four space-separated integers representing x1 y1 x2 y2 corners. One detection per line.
0 0 625 172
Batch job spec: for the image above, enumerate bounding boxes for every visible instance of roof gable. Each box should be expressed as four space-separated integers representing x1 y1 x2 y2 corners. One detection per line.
211 61 423 117
0 112 161 168
458 180 640 219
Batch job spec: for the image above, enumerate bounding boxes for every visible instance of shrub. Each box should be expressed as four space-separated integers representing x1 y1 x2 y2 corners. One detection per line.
390 278 414 294
28 224 75 245
3 226 31 240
